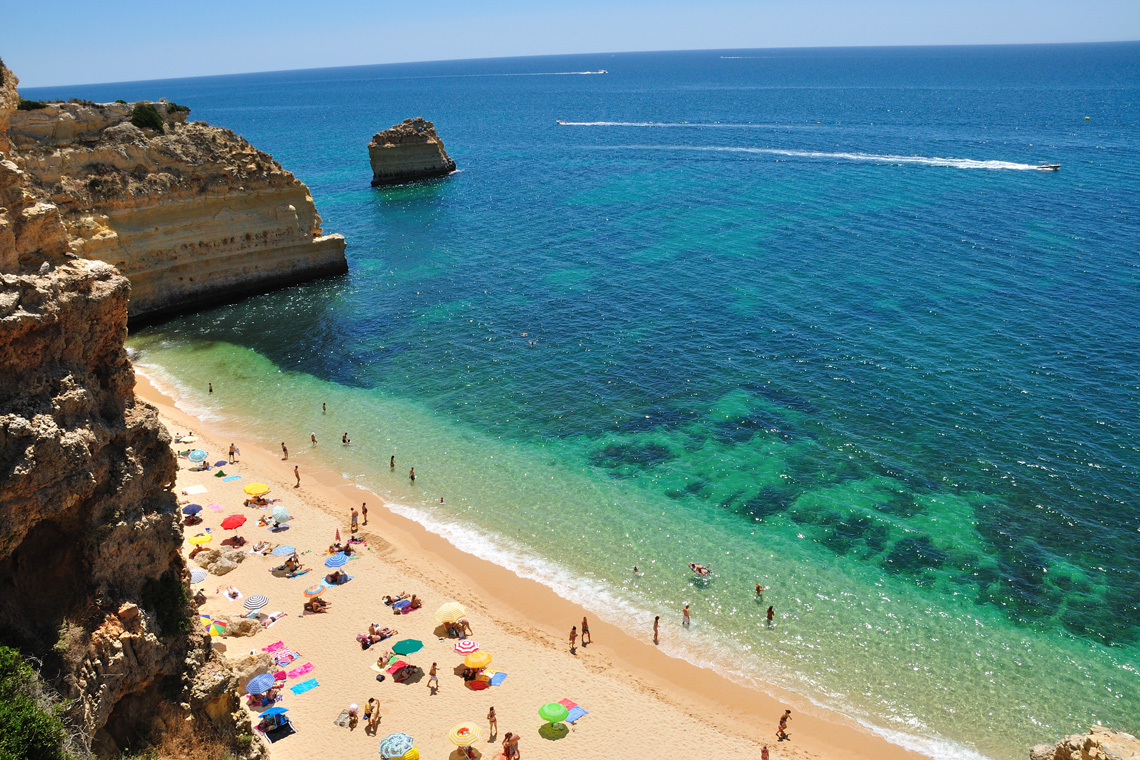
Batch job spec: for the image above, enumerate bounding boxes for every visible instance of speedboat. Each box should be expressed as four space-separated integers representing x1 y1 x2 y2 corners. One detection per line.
1036 163 1060 171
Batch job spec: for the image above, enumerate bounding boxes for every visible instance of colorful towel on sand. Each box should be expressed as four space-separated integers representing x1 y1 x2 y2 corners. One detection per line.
490 672 508 686
262 641 285 653
207 503 224 511
558 698 589 723
290 678 319 695
274 650 297 665
183 485 208 495
224 475 242 481
286 662 313 679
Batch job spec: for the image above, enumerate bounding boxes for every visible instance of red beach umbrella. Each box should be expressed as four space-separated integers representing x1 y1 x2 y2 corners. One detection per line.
335 528 341 543
221 514 247 530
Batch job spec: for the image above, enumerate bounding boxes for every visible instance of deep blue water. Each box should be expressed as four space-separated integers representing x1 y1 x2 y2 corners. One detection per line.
26 43 1140 759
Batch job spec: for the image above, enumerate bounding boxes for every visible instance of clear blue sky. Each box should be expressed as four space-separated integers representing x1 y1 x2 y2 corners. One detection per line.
3 0 1139 87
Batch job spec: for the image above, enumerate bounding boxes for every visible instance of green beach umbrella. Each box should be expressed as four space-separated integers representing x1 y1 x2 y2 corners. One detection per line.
391 639 423 656
378 732 414 758
538 702 569 725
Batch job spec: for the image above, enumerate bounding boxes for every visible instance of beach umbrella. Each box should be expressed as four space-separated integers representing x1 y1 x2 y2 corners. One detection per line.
303 583 325 598
453 640 479 655
335 528 341 543
180 436 198 444
221 514 247 530
182 504 203 516
378 733 414 758
272 506 291 523
188 449 208 463
214 460 228 467
260 706 288 718
448 723 481 747
433 602 466 624
324 552 348 568
207 620 227 637
247 673 276 695
539 702 569 725
190 568 208 584
464 652 492 670
391 639 423 656
188 533 212 545
271 545 295 557
244 483 270 496
244 595 269 612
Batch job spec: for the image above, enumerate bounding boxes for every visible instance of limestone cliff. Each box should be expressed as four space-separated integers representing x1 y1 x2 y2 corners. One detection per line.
1030 726 1140 760
368 117 457 186
1 61 346 322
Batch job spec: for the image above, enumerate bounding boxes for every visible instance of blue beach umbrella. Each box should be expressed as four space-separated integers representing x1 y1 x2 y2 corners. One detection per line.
188 449 208 463
260 706 288 717
378 733 414 758
182 504 203 515
247 674 276 695
324 552 348 568
271 545 296 557
272 506 291 523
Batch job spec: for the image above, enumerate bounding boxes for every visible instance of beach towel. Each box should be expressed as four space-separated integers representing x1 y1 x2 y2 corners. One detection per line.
392 599 410 610
286 662 313 679
333 709 351 728
207 503 224 511
183 485 208 495
224 475 241 482
262 641 284 653
214 470 226 477
275 650 298 665
489 672 508 686
290 678 319 695
558 698 589 723
262 611 286 628
385 659 408 674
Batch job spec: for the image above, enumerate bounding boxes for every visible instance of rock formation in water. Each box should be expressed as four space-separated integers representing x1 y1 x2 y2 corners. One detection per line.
368 117 457 186
0 59 259 759
1 61 346 323
1030 726 1140 760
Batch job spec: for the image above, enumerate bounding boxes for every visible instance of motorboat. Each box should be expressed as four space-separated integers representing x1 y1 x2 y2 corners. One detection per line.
1036 164 1061 171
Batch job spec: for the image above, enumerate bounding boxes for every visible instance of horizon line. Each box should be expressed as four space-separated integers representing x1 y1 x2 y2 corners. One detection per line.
18 39 1140 91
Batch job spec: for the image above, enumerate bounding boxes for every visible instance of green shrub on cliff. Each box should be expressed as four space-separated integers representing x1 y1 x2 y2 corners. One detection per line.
17 98 49 111
0 646 74 760
166 101 190 114
129 102 165 133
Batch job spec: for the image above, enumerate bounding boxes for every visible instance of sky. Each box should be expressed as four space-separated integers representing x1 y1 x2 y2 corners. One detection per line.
3 0 1140 87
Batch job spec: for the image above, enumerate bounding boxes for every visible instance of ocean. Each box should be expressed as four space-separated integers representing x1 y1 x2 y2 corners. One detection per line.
26 42 1140 760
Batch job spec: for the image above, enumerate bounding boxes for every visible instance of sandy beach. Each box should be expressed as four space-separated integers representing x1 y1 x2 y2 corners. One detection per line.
142 372 924 760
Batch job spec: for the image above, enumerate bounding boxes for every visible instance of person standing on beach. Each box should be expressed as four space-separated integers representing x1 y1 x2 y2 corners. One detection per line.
503 732 519 759
365 697 380 734
653 615 659 644
756 583 765 598
361 502 368 526
294 466 300 488
487 706 497 738
767 605 775 628
311 433 317 446
776 709 791 741
350 508 359 534
322 402 326 414
342 432 350 445
682 604 691 627
208 382 213 394
228 443 236 464
389 455 395 469
581 616 591 645
761 746 769 760
569 625 577 653
281 442 288 460
428 662 438 693
409 467 415 483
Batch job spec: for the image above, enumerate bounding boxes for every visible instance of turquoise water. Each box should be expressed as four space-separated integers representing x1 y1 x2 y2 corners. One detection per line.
29 43 1140 759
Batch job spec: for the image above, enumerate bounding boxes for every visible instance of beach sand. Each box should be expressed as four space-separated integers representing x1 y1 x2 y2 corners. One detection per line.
143 373 924 760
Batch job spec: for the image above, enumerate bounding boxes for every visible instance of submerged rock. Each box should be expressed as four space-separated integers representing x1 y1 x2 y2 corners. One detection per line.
1031 726 1140 760
368 117 456 186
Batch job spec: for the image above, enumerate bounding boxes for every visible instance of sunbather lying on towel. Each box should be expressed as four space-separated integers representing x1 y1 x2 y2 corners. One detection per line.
382 592 409 606
326 570 348 585
251 541 273 555
407 595 422 610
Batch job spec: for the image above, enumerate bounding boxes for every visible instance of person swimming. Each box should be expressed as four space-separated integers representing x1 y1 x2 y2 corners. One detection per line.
689 562 711 576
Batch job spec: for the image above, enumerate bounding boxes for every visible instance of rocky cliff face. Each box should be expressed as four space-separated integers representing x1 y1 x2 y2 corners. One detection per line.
368 117 456 186
2 61 346 322
1031 727 1140 760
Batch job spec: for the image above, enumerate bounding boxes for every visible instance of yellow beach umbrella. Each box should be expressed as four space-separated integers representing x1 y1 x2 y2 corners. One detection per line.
464 651 492 670
448 723 481 747
433 602 466 624
188 533 212 545
207 621 227 636
401 749 419 760
244 482 271 496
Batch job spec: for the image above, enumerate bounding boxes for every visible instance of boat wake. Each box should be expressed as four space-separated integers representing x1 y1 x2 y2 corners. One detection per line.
602 144 1042 171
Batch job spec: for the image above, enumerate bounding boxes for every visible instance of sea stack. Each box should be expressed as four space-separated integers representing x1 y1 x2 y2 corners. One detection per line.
368 117 456 186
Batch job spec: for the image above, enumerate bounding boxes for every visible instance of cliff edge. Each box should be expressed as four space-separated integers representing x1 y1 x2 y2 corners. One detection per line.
368 117 456 186
1031 726 1140 760
1 61 346 323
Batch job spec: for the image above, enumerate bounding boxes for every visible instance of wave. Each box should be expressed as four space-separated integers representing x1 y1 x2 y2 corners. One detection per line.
601 144 1042 171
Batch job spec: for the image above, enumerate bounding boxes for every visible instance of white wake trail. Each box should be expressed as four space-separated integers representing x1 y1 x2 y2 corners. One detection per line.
605 144 1041 171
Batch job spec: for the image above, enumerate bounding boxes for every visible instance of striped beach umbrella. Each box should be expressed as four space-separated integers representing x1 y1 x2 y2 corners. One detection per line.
303 583 325 598
244 595 269 611
272 506 291 523
221 514 247 530
247 673 276 695
190 568 208 584
271 545 295 557
244 482 270 496
539 702 569 725
463 651 492 670
182 504 203 515
448 723 481 747
453 639 479 655
378 733 414 758
324 552 348 568
433 602 466 624
188 533 212 545
188 449 208 463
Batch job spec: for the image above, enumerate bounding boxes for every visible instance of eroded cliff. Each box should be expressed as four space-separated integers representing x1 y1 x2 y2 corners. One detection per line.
368 117 457 185
2 62 346 322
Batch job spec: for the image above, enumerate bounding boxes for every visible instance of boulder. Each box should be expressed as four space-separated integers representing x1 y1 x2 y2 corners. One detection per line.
368 117 456 186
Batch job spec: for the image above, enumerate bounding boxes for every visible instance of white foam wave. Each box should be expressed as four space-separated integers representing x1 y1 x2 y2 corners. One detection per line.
133 360 226 424
606 144 1040 171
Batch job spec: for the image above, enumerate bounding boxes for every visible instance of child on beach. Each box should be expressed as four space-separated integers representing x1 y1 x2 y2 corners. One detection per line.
428 662 438 693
